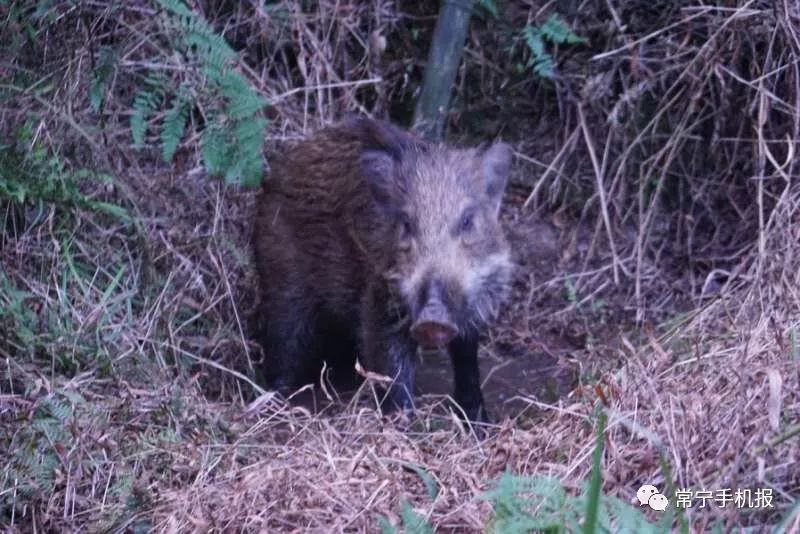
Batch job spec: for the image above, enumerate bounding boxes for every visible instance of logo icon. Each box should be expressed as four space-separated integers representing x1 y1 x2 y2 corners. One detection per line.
637 484 669 511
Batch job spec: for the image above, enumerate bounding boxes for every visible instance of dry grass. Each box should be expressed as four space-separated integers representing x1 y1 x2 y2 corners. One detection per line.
1 0 799 532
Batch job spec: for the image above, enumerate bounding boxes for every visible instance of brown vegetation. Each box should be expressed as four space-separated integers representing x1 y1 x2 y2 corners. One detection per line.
1 0 798 531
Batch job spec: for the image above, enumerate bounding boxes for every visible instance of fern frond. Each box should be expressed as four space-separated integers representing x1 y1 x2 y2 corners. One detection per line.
522 26 554 79
220 74 265 120
521 15 585 80
231 116 266 186
161 90 191 162
130 73 166 147
130 91 157 147
540 14 586 45
90 46 117 113
157 0 235 76
61 389 87 406
155 0 193 17
201 122 232 178
399 500 434 534
131 0 267 185
47 399 73 422
477 0 498 18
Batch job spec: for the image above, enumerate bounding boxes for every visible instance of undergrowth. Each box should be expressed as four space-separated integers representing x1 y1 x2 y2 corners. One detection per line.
520 14 586 79
0 125 135 375
0 123 127 221
1 0 798 531
130 0 268 186
380 409 675 533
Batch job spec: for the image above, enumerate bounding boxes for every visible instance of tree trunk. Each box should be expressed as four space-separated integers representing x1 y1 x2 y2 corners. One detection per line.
412 0 475 141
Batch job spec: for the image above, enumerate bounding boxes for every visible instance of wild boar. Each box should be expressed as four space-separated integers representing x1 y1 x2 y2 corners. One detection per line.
253 118 513 422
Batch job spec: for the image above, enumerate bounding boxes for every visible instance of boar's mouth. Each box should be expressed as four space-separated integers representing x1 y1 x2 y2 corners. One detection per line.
408 279 459 349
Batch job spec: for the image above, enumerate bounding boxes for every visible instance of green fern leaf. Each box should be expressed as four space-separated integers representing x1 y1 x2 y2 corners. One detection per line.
130 73 166 147
522 15 584 80
477 0 498 18
90 46 117 112
161 91 191 162
130 91 155 147
399 500 434 534
540 14 586 45
201 122 232 178
378 516 397 534
136 0 267 184
522 27 554 79
155 0 194 17
231 116 266 186
220 74 265 120
522 26 545 58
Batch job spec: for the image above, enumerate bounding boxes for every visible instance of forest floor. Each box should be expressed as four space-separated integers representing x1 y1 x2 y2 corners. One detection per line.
2 1 799 531
3 158 797 532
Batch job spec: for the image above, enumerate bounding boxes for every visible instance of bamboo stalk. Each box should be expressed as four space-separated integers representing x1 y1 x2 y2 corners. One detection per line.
412 0 475 141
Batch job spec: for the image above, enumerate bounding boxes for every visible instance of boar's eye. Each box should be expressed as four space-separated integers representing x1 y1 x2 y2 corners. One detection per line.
398 214 414 239
459 209 475 235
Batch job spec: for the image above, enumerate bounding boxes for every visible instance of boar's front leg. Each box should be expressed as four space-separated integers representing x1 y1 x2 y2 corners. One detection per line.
362 287 417 417
258 296 316 392
379 334 417 416
449 335 490 424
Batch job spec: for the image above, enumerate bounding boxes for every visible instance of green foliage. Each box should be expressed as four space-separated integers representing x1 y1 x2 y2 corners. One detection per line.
160 89 191 162
0 385 136 527
484 474 571 532
379 500 434 534
477 0 499 18
1 0 57 52
374 410 670 533
2 392 82 508
0 124 129 220
522 14 586 79
0 126 131 373
129 0 268 186
131 72 168 147
378 462 438 533
483 473 670 533
90 45 118 113
777 499 800 532
564 277 578 303
583 408 606 533
2 257 49 361
482 409 667 533
539 14 587 46
0 271 37 346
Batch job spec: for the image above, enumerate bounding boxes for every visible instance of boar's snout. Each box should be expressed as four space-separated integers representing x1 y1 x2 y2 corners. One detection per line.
409 280 458 349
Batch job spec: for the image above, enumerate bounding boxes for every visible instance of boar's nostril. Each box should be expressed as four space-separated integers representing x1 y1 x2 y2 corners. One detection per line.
410 320 457 348
411 279 458 348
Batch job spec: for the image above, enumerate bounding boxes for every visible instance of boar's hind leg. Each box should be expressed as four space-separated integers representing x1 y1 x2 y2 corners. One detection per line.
449 336 490 424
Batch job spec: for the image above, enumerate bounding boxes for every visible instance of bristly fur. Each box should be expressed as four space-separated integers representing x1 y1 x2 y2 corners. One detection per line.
254 118 513 421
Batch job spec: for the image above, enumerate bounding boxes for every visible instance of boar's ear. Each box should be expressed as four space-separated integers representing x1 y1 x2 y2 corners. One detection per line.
356 118 416 159
358 119 415 212
480 142 513 213
361 148 403 211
